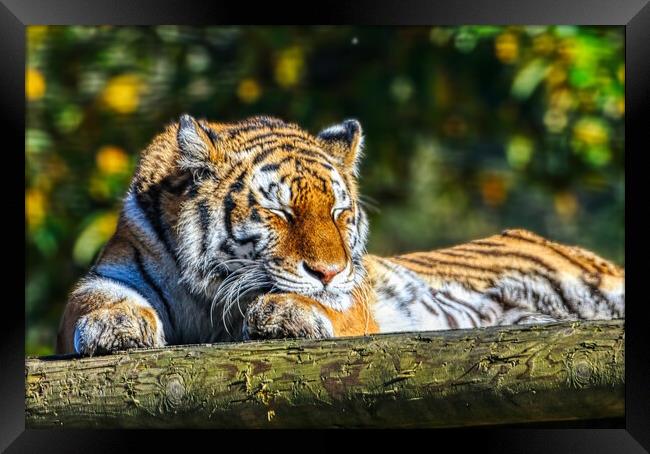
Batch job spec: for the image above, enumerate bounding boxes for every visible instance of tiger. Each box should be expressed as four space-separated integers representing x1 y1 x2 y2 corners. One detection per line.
56 114 625 355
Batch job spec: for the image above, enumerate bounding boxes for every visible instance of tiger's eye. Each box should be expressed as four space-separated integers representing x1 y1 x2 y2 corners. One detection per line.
269 208 294 223
332 207 351 220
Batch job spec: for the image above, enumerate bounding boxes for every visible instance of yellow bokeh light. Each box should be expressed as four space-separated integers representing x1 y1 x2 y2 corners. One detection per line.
274 46 304 88
549 88 574 111
96 145 129 175
573 118 609 146
237 78 262 104
480 174 508 207
554 192 578 219
544 108 568 133
558 38 577 63
532 33 555 55
495 32 519 64
97 212 119 237
26 189 46 230
546 64 567 87
617 65 625 84
72 211 119 265
26 68 46 101
101 74 143 114
27 26 49 50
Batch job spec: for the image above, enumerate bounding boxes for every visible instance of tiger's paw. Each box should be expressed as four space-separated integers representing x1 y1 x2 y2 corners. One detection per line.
73 302 166 356
242 293 334 340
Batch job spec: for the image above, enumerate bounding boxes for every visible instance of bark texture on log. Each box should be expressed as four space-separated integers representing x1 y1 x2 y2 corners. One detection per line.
25 319 624 428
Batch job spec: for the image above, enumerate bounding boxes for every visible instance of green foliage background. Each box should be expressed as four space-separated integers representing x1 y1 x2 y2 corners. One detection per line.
26 26 625 356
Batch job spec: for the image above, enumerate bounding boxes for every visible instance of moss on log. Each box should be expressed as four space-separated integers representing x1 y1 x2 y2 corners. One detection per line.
25 319 624 428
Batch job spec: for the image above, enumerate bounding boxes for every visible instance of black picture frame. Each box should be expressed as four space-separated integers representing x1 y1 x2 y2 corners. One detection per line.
4 0 649 450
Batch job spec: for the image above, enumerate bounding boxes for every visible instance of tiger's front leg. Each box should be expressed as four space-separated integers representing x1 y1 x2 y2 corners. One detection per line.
71 301 165 355
242 293 335 340
57 277 167 355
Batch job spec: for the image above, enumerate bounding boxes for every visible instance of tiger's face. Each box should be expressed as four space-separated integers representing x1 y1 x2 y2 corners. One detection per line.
172 115 369 313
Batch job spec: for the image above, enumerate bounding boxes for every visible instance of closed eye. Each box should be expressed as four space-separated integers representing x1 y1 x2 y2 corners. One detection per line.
268 208 294 223
332 207 351 220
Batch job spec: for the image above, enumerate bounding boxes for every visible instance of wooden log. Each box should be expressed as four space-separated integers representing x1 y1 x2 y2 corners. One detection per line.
25 319 624 428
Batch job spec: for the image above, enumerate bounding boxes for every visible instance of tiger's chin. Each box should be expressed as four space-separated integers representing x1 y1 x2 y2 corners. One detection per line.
309 291 354 312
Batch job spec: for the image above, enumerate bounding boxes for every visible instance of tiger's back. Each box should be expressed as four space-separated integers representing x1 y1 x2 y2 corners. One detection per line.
364 228 623 333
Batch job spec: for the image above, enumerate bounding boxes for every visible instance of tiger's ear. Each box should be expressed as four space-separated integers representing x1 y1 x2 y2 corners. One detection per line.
177 114 222 174
317 119 364 175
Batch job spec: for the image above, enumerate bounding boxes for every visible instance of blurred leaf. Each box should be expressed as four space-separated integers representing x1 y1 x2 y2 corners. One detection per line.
55 104 84 133
584 145 612 167
512 59 548 100
26 129 52 155
569 67 595 88
72 212 118 266
506 135 534 169
454 28 478 53
391 77 414 103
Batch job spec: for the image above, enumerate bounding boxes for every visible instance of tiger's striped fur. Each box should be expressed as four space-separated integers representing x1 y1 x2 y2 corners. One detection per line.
56 115 624 355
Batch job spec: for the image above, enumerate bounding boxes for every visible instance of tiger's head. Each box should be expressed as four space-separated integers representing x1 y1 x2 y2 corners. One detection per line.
131 114 369 319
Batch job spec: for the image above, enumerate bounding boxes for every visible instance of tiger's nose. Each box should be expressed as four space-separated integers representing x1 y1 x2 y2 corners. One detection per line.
302 262 345 285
